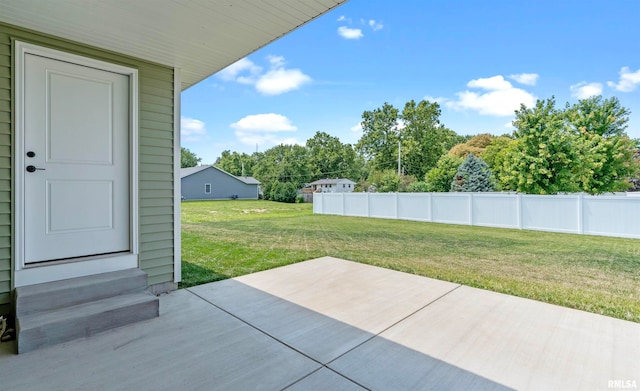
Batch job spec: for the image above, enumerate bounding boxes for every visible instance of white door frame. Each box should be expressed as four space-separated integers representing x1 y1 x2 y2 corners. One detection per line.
13 41 139 287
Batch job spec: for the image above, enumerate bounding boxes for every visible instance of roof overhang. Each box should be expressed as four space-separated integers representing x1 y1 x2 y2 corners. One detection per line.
0 0 346 90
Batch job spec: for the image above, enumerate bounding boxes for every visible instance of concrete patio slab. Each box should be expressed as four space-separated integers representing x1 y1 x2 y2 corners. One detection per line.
0 289 320 391
285 367 366 390
329 285 640 390
189 256 459 363
1 256 638 391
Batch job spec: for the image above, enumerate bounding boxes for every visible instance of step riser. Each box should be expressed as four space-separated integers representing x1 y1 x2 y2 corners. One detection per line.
15 270 148 317
17 296 159 354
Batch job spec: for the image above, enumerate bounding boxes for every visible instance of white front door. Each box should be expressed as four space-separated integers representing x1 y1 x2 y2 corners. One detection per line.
23 53 130 264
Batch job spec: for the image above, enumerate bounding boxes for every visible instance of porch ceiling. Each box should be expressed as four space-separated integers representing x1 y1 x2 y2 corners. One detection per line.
0 0 346 90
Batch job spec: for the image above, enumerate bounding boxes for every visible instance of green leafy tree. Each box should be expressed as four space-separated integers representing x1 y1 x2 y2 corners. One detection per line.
502 98 579 194
565 96 639 193
481 136 516 190
181 147 201 168
306 131 362 181
367 169 401 192
425 155 463 192
253 144 310 192
356 103 400 172
449 133 495 158
564 95 629 137
503 96 639 194
400 100 460 178
450 153 495 192
215 150 255 177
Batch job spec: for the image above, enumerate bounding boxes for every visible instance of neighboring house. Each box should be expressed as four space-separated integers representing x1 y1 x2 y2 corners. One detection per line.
309 178 357 193
181 165 260 200
0 1 345 353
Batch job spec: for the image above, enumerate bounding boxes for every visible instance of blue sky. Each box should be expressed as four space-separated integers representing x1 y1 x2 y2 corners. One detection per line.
181 0 640 164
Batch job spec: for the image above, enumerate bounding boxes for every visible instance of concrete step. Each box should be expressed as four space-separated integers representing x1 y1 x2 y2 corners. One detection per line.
15 269 149 317
17 291 159 353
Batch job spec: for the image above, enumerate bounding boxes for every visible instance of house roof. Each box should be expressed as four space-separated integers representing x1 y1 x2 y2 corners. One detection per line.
309 178 356 185
0 0 346 90
237 177 261 185
179 165 210 179
180 165 260 185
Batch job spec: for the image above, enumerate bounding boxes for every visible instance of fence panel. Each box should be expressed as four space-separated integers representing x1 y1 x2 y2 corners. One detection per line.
369 193 397 219
583 196 640 238
313 192 639 239
472 193 519 228
398 193 430 221
321 193 344 215
431 193 470 224
521 195 579 233
344 193 369 217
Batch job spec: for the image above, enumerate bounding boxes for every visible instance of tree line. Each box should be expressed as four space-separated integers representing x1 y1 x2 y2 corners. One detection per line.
182 95 640 198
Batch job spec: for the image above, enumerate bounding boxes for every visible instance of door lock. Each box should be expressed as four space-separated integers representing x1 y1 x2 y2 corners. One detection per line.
26 165 45 173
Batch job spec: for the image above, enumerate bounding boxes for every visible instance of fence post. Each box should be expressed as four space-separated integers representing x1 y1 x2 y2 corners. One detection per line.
428 193 432 222
395 193 399 219
577 193 584 234
341 193 345 216
468 193 473 225
516 193 522 229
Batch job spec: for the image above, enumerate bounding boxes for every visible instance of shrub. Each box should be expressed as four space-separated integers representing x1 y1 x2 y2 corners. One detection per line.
406 181 429 192
425 155 464 192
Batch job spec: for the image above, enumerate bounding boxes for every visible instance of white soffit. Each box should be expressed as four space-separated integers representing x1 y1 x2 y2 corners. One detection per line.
0 0 346 90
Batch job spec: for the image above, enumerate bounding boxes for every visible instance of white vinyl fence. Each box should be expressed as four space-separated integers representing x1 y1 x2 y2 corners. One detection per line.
313 192 640 239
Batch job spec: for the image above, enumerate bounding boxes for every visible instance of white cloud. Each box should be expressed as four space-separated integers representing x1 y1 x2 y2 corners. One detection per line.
368 19 384 31
424 95 449 104
337 26 363 39
267 55 286 68
230 113 297 132
467 75 512 90
350 122 363 132
231 113 300 148
337 15 351 23
230 113 301 148
256 68 311 95
447 75 537 116
509 73 539 86
218 55 311 95
181 117 207 143
217 57 262 83
570 81 603 99
607 66 640 92
504 121 514 129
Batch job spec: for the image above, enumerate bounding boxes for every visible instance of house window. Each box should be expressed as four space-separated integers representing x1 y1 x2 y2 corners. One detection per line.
205 183 211 194
343 184 345 188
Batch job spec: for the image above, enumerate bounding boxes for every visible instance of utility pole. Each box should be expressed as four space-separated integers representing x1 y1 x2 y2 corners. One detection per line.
397 140 401 176
241 162 245 177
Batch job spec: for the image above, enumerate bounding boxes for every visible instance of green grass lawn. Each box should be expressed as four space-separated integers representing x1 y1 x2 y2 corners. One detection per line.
181 199 640 323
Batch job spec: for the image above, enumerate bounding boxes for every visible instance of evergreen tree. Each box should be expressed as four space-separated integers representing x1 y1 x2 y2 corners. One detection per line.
450 153 495 192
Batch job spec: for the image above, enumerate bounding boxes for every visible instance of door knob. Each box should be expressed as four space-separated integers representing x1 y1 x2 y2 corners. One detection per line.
26 165 45 173
26 151 36 158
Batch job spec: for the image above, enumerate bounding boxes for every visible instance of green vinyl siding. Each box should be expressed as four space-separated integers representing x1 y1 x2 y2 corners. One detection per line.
0 22 177 307
0 29 9 308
